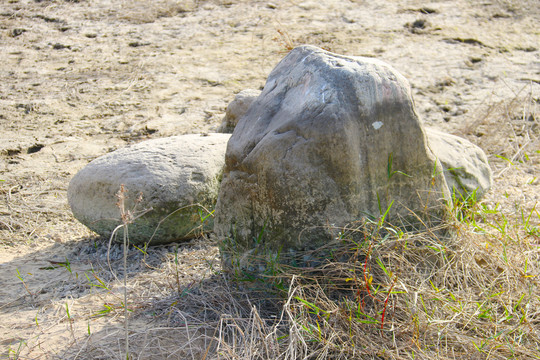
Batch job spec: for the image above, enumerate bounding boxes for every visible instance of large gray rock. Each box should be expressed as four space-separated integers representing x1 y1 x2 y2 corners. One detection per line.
218 89 261 133
426 128 492 200
214 45 451 269
68 133 231 245
217 91 493 202
217 90 493 202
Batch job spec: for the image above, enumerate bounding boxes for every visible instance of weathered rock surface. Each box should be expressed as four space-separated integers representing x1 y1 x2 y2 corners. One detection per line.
217 91 493 201
68 133 230 245
426 128 492 200
214 45 451 268
218 89 261 133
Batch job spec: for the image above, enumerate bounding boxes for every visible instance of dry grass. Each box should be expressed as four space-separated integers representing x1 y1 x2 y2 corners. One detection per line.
3 96 539 360
206 200 540 359
128 95 539 359
24 195 536 359
0 174 77 246
1 0 538 357
462 84 538 165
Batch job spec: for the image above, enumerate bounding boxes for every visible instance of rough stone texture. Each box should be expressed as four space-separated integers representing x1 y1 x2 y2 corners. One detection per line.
214 45 451 269
426 127 492 200
68 133 231 245
216 91 493 201
218 89 261 133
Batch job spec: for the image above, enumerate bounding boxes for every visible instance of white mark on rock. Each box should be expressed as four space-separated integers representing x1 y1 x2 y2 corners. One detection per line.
320 84 328 103
372 121 383 130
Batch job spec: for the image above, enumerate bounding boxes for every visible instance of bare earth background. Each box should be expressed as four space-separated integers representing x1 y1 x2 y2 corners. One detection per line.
0 0 538 358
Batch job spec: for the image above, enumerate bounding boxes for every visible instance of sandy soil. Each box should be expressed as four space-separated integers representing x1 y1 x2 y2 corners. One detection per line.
0 0 538 358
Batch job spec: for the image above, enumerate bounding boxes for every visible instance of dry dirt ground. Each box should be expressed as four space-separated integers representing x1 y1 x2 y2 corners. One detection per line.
0 0 538 358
